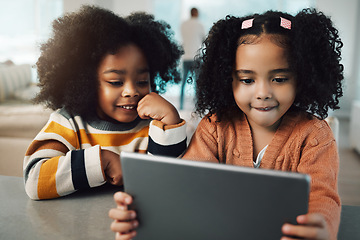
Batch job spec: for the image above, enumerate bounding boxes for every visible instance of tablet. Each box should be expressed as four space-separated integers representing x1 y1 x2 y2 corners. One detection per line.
120 152 310 240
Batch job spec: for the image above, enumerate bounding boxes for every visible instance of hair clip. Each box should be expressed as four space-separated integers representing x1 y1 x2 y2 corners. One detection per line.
280 17 291 29
241 18 254 29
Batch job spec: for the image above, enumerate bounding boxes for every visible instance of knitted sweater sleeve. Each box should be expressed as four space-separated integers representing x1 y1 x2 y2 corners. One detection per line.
182 116 220 162
147 119 187 157
23 111 105 200
296 121 341 239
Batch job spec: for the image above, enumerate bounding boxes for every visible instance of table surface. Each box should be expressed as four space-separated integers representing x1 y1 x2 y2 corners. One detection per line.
0 175 121 240
0 175 359 240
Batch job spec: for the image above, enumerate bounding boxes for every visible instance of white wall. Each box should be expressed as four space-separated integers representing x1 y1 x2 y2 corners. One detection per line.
113 0 153 16
316 0 360 117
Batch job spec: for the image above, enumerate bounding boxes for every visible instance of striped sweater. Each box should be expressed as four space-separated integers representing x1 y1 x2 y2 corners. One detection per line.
24 108 187 200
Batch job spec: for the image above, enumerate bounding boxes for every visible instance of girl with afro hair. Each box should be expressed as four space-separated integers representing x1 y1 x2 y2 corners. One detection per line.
24 5 187 200
109 9 343 240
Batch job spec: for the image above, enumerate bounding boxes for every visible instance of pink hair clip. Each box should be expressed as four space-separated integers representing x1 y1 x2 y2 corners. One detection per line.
241 18 254 29
280 17 291 30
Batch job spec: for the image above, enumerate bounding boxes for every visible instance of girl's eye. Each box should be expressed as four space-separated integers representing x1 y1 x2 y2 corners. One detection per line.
273 78 288 83
108 81 123 86
240 79 254 84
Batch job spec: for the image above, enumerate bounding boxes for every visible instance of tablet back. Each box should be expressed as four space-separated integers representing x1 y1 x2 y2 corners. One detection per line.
120 152 310 240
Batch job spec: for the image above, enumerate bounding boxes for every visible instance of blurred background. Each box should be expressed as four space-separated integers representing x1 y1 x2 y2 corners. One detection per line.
0 0 359 117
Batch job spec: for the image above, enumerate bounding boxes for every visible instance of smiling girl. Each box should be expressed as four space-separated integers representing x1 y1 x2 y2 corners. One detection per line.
23 6 187 200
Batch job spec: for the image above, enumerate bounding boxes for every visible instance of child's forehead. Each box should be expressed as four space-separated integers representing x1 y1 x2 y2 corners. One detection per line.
237 33 289 49
235 35 291 69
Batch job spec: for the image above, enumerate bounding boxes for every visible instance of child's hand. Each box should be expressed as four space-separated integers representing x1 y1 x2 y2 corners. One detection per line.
137 92 181 125
109 192 138 240
281 213 330 240
101 149 123 186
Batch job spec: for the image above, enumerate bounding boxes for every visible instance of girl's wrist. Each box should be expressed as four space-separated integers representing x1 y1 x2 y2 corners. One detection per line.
160 105 181 125
161 113 181 125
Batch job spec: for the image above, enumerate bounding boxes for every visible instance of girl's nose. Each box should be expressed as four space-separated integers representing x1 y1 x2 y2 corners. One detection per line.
122 82 139 97
255 81 272 100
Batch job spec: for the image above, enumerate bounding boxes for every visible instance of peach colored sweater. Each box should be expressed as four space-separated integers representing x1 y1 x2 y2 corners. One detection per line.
183 111 341 239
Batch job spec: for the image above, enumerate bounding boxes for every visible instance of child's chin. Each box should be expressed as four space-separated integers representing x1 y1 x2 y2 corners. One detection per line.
114 114 139 123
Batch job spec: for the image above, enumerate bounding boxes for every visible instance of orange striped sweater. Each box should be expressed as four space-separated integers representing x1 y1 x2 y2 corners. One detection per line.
24 108 187 200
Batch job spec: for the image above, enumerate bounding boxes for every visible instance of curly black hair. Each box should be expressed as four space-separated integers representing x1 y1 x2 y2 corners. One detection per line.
34 5 183 116
194 8 343 120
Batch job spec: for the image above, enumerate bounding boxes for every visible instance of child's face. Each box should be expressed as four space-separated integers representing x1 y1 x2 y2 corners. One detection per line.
232 35 296 131
97 44 150 123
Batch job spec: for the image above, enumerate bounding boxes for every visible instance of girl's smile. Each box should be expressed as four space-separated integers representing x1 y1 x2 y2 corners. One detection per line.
252 105 278 111
116 104 137 110
119 105 135 109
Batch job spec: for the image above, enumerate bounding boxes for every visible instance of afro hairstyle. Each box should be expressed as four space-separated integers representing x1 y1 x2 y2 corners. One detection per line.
34 5 183 117
194 8 343 120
